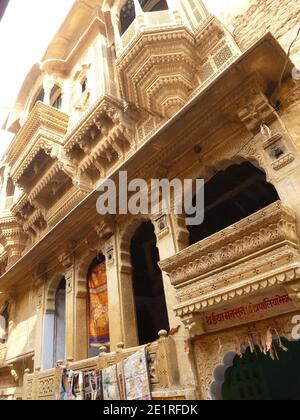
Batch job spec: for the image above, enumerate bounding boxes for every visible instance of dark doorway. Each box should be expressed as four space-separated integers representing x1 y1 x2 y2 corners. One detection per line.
189 161 279 245
222 340 300 400
130 221 169 344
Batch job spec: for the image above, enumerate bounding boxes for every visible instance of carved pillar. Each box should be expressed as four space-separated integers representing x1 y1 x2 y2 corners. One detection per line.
112 13 122 55
152 212 186 329
133 0 145 27
34 279 46 371
116 221 139 348
96 218 138 349
74 260 89 361
42 75 55 106
65 264 76 362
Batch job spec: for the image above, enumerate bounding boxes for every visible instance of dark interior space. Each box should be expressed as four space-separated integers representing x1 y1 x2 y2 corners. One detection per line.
130 221 169 344
120 0 169 34
189 161 280 245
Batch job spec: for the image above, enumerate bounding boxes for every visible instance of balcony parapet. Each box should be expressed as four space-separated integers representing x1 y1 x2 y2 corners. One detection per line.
23 331 187 400
160 201 300 324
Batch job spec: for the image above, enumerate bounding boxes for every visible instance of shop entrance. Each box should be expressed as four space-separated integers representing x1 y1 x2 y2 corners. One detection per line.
222 339 300 400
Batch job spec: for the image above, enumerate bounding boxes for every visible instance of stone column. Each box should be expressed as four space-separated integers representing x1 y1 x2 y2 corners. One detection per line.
34 282 46 371
102 226 138 349
133 0 145 27
73 264 89 361
152 212 189 329
112 13 122 55
42 75 55 106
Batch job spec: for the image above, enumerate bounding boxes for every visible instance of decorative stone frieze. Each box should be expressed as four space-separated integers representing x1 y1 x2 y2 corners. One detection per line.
116 15 240 117
159 201 300 327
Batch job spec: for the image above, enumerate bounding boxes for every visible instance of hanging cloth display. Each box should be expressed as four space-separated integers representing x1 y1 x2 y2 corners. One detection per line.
83 370 103 400
88 262 109 348
102 363 126 400
123 348 151 400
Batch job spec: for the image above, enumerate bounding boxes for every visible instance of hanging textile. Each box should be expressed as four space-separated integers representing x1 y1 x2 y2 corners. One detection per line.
58 369 77 401
123 348 151 400
83 371 103 400
88 262 109 348
102 363 126 400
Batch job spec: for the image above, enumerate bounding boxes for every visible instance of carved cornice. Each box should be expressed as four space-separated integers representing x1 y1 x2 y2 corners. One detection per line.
160 201 300 319
160 201 298 285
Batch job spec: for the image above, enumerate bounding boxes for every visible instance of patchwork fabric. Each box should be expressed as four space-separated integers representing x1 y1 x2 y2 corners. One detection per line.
83 371 103 400
124 348 151 400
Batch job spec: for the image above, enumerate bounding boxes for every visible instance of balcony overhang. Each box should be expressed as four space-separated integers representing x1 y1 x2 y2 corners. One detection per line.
160 201 300 335
7 102 69 186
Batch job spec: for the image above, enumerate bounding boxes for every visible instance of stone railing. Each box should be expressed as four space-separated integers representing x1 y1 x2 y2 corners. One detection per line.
23 331 186 401
117 10 181 58
160 201 300 321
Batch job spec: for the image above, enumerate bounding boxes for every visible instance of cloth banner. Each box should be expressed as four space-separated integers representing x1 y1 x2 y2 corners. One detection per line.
124 348 151 400
83 371 103 400
88 262 109 348
102 363 126 400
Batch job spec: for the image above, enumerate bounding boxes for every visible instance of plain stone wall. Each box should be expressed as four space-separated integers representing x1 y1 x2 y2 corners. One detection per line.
231 0 300 66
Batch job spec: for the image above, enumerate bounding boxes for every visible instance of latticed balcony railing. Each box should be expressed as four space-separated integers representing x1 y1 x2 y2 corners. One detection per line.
116 10 183 58
23 331 184 400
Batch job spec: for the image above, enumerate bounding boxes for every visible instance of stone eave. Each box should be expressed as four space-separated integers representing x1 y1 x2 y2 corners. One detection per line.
0 33 293 291
41 16 106 75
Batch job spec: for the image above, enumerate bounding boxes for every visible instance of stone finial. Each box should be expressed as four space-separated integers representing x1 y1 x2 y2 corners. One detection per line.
158 330 168 339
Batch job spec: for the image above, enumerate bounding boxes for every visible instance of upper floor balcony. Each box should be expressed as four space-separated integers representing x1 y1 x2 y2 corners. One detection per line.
160 201 300 336
7 101 69 192
22 331 186 400
107 0 240 118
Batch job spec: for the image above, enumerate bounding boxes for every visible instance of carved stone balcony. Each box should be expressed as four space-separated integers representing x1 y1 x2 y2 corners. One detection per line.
160 201 300 335
116 14 240 118
7 102 69 190
23 332 186 400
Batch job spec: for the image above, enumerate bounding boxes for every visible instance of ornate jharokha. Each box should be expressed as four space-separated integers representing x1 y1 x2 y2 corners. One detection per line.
0 0 300 401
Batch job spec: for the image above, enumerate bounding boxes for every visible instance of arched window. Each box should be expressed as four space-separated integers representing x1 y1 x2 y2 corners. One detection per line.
42 278 66 370
5 177 15 198
188 162 279 246
130 221 169 344
222 340 300 400
87 255 109 357
50 85 62 110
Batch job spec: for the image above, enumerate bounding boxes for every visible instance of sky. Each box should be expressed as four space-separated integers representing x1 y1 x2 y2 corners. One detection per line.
0 0 251 161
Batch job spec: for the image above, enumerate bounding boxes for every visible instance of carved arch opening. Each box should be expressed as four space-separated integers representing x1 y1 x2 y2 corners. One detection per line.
86 253 109 357
188 160 280 246
210 339 300 400
128 219 169 345
42 275 66 369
